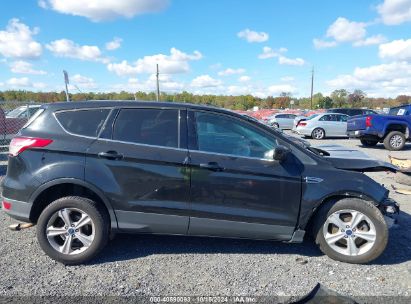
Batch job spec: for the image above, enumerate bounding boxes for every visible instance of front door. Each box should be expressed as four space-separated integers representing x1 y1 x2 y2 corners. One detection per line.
85 107 190 234
187 110 302 240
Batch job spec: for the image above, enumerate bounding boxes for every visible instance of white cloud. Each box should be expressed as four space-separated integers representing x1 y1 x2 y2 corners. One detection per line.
0 19 42 59
111 75 185 92
71 74 97 89
6 77 46 89
314 17 386 48
237 29 269 43
39 0 169 22
377 0 411 25
267 84 296 95
353 34 387 47
278 56 305 66
46 39 108 62
326 61 411 97
191 75 222 88
238 75 251 82
281 76 294 82
105 37 122 50
313 38 337 49
327 17 366 42
9 60 46 75
107 48 202 76
379 38 411 61
258 46 288 59
218 68 245 76
259 47 305 66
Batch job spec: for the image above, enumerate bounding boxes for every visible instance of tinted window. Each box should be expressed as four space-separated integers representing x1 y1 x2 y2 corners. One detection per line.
319 114 332 121
349 109 363 116
56 109 110 137
113 108 179 148
337 114 348 122
275 114 287 118
194 112 277 159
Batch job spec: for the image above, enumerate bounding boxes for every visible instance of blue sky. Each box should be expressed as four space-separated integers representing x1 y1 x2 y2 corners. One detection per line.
1 0 411 98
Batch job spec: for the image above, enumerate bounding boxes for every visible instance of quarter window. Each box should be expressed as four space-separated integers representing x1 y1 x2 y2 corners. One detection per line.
193 112 277 159
56 109 110 137
113 108 179 148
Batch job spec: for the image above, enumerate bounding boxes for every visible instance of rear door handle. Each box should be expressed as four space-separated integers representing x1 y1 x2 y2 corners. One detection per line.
98 151 123 160
199 162 224 171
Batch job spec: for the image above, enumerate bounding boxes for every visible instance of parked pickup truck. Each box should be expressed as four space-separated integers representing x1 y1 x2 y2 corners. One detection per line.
347 104 411 151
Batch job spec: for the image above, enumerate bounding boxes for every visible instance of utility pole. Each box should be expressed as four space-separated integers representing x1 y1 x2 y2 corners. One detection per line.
63 70 70 102
156 64 160 101
310 67 314 109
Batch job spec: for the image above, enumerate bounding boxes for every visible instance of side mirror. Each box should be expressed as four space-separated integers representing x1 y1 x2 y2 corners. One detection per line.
273 145 290 162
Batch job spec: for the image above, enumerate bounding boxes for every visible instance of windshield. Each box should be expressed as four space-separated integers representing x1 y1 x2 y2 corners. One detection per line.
306 114 320 120
6 106 26 118
389 107 409 115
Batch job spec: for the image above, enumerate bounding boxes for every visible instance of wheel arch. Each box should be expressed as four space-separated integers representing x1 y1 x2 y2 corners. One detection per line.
29 178 118 231
302 191 377 232
384 123 409 138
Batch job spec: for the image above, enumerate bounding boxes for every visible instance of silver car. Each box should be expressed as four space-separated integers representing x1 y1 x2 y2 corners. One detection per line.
267 113 297 129
295 113 349 139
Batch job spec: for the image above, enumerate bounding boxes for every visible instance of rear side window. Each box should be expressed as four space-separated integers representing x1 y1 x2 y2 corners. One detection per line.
113 108 179 148
56 109 110 137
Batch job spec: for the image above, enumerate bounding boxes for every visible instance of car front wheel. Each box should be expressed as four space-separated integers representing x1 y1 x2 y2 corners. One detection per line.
312 198 388 264
36 196 109 265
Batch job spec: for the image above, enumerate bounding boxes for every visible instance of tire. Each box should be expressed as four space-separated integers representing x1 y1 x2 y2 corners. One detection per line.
273 123 280 129
360 139 378 147
311 198 388 264
311 128 325 140
36 196 109 265
383 131 406 151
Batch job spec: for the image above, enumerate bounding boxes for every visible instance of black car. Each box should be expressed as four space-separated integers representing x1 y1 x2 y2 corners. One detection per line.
1 101 399 265
327 108 377 116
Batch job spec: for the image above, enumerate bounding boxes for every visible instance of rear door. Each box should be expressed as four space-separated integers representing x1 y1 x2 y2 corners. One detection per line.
85 107 190 234
187 110 302 240
335 114 349 136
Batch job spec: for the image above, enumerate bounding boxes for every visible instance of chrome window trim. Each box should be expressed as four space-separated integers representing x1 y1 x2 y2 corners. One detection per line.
95 137 188 153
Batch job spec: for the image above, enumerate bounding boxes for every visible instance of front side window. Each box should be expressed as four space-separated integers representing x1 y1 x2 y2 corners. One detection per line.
56 109 110 137
193 112 277 159
113 108 179 148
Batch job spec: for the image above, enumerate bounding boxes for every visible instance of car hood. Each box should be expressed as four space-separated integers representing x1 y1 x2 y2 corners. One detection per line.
312 144 397 172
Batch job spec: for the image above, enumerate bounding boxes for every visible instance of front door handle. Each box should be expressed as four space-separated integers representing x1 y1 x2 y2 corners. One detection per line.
199 162 224 171
98 151 123 160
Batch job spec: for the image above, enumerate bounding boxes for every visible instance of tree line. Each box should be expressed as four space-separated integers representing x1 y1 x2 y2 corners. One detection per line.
0 89 410 110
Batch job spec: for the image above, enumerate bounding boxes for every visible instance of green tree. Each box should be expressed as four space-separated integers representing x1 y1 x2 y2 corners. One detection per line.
331 89 348 107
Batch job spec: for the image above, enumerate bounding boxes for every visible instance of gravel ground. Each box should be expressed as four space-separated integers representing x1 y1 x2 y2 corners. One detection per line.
0 137 410 301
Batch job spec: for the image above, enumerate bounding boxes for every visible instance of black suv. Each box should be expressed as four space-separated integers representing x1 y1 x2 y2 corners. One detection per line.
327 108 377 116
1 101 399 264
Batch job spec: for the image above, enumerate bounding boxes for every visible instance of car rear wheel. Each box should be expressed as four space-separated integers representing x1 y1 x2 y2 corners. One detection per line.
272 122 279 128
383 131 406 151
311 198 388 264
37 196 109 265
311 128 325 140
360 139 378 147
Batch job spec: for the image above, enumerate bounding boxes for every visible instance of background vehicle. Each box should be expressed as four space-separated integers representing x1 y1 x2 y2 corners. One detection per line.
327 108 377 116
347 104 411 151
0 104 41 140
1 101 398 265
295 113 349 139
266 113 297 129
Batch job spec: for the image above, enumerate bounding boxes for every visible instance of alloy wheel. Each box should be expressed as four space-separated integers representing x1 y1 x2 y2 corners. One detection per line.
312 129 324 139
46 208 95 255
390 135 403 149
322 209 376 256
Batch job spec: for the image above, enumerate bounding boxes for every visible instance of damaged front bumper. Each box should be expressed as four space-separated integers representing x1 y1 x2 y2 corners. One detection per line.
378 197 400 227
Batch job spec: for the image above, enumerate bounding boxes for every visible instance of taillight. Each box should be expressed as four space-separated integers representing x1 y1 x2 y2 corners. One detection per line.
365 116 372 128
9 137 53 157
2 201 11 210
298 122 307 127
